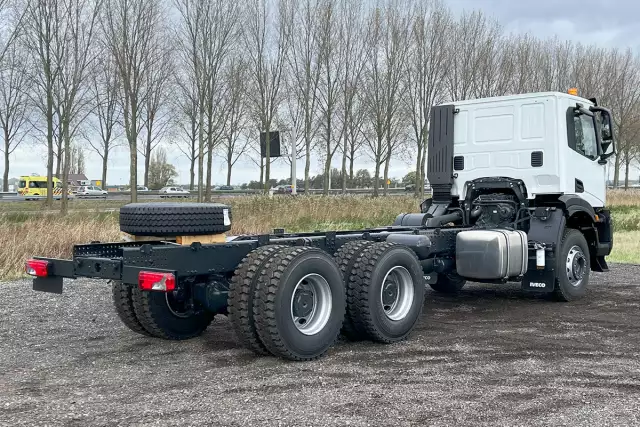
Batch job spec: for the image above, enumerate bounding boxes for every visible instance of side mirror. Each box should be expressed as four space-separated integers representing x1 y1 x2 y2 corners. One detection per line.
590 106 615 163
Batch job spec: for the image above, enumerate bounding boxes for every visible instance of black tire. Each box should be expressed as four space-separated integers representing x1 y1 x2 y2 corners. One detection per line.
228 244 287 355
254 246 346 361
347 242 425 343
119 202 232 236
333 240 375 340
429 273 466 294
111 281 152 337
553 228 590 302
131 287 215 340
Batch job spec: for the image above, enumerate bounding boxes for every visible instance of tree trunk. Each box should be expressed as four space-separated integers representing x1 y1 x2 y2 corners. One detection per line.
205 148 212 202
383 154 390 196
102 151 108 190
3 128 9 192
323 156 331 195
304 140 311 192
197 107 205 202
144 138 151 188
61 120 71 216
624 157 630 190
129 101 138 203
260 155 264 187
341 134 348 193
226 152 232 186
189 154 195 191
414 143 422 197
420 142 427 198
373 160 380 197
46 92 54 207
349 142 355 182
613 152 620 187
264 127 271 194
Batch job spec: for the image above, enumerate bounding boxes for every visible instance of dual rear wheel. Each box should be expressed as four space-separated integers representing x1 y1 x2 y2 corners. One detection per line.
228 241 426 361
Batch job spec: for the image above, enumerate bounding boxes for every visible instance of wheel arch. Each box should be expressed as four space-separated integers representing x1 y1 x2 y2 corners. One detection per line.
534 193 603 272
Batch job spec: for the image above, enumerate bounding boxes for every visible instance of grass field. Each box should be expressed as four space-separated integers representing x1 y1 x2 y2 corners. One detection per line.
1 191 639 280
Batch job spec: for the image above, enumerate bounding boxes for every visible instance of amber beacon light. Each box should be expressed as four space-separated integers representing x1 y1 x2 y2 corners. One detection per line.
568 88 578 96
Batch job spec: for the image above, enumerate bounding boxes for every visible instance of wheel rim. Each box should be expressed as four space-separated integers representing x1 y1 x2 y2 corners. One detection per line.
380 266 415 321
566 245 587 287
290 273 332 336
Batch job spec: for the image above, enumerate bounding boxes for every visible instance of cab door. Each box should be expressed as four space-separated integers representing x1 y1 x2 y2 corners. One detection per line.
566 110 606 207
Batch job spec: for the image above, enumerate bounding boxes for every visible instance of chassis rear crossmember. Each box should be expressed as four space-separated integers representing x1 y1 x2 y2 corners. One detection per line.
32 226 466 292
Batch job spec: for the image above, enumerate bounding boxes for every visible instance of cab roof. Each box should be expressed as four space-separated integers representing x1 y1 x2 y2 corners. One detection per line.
446 91 595 107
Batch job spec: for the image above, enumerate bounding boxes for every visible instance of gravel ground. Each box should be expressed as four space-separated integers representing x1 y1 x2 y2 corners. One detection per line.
2 265 640 427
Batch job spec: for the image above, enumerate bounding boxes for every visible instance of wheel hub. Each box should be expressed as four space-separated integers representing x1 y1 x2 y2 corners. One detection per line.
382 280 399 309
566 245 586 287
380 266 415 321
290 274 332 336
292 289 314 318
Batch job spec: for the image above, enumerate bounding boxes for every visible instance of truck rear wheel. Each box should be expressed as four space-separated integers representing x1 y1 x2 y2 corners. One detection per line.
554 228 590 302
111 281 152 337
228 244 287 355
254 246 346 361
333 240 375 341
429 273 466 294
131 287 214 340
347 242 425 343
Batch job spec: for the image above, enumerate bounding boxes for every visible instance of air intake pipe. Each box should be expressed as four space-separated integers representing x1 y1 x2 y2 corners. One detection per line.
424 210 463 228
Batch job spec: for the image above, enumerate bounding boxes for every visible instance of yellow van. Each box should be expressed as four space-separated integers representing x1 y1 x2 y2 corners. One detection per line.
18 176 71 200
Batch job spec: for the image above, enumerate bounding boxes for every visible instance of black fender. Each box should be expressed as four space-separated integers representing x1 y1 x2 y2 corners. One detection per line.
558 194 596 222
554 194 611 272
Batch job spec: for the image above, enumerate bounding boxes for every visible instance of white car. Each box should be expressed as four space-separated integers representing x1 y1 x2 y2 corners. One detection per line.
137 186 150 192
159 186 190 198
77 185 108 198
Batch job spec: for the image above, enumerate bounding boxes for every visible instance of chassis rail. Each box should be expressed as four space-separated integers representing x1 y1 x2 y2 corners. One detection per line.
32 225 467 292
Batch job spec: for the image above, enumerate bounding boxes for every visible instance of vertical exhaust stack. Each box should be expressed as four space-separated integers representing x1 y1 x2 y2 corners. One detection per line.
426 105 456 217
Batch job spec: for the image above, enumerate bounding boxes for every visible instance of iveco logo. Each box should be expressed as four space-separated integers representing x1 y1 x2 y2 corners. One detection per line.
530 282 546 288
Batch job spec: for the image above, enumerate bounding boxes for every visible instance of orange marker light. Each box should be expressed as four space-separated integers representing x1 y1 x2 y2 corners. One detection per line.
568 88 578 96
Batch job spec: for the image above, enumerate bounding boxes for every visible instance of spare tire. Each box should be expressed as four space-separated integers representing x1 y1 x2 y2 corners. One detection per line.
119 202 232 236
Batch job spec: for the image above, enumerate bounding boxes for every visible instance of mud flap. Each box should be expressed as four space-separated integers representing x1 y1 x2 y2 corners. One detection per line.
33 276 63 294
522 269 555 293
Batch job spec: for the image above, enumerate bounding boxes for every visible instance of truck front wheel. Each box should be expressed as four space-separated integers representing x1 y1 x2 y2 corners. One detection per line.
131 287 214 340
553 228 590 302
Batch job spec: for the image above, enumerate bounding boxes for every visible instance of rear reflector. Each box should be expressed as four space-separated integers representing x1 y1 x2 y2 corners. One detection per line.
25 259 49 277
138 271 176 292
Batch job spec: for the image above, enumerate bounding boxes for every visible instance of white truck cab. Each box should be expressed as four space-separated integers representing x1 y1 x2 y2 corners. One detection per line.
392 90 615 301
449 91 613 208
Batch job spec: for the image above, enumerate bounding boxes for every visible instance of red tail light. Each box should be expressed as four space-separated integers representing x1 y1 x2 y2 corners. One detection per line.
138 271 176 292
25 259 49 277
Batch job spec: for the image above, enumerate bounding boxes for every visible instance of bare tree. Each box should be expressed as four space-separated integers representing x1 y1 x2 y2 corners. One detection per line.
175 0 240 202
55 0 102 215
337 0 366 193
316 0 344 194
284 0 322 192
84 54 121 189
139 44 173 188
0 42 31 191
220 59 250 186
405 0 449 197
243 0 291 193
173 70 199 190
101 0 165 203
362 2 411 197
23 0 63 206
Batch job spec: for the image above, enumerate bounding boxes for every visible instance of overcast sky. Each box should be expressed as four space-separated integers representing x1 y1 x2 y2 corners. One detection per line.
5 0 638 186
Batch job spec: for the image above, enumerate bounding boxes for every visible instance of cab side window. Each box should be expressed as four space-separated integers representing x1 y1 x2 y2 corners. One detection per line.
567 109 598 160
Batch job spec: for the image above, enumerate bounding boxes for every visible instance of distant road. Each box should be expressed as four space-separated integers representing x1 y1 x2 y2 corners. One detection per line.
0 187 422 203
